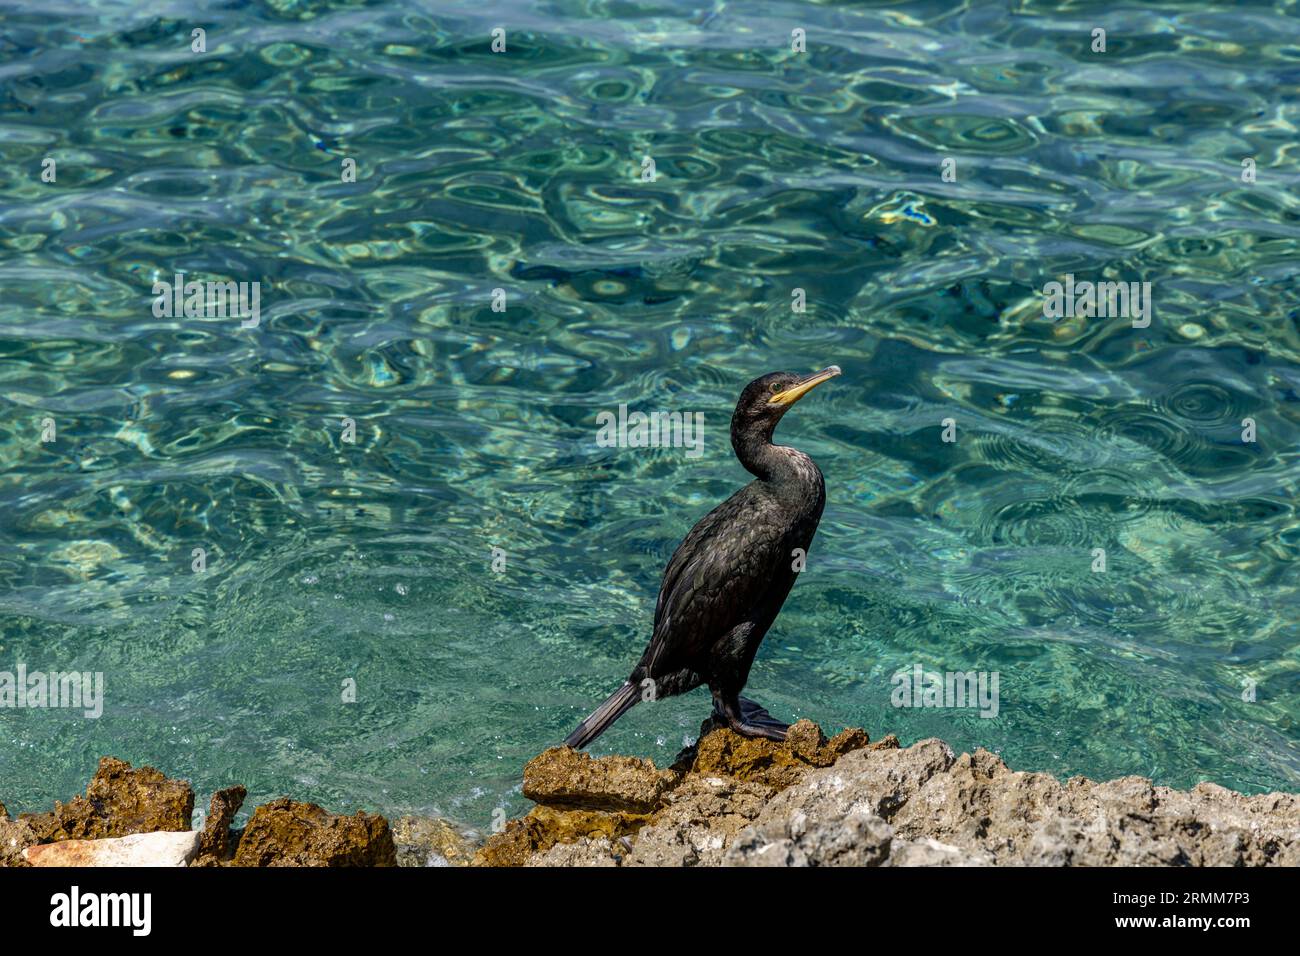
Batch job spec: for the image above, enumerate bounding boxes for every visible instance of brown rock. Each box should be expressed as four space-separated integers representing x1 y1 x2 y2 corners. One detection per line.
685 719 869 790
523 747 676 813
784 720 828 762
0 817 37 868
232 798 396 867
474 804 650 867
18 757 193 842
827 727 873 756
195 785 246 864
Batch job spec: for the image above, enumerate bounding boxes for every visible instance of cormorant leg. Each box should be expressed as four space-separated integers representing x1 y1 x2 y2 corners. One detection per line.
711 690 789 742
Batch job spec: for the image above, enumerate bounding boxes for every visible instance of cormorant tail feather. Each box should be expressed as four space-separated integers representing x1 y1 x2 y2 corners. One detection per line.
563 681 641 750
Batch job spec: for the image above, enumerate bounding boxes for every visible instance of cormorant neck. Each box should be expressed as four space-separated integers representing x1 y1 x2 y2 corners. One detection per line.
732 418 811 485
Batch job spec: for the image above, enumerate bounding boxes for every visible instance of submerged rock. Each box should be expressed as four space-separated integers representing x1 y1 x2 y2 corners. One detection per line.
391 816 477 867
18 757 194 843
232 798 397 867
24 831 200 867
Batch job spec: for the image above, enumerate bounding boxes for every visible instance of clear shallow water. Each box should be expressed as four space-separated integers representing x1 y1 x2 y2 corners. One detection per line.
1 0 1298 829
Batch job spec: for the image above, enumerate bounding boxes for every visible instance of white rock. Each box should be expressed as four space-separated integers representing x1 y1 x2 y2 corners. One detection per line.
23 831 200 867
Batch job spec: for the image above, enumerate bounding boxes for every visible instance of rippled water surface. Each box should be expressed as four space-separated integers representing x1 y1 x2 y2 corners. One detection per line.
2 0 1298 827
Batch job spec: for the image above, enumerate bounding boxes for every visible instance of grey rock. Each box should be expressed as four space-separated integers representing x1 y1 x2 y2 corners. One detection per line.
624 776 772 867
726 810 893 867
493 725 1300 867
526 836 622 867
887 836 993 867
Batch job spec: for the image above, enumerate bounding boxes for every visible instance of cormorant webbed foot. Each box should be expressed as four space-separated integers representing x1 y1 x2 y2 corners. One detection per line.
712 694 791 741
729 719 789 742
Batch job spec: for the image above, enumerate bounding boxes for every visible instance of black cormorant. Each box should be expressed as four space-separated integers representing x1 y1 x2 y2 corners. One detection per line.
564 365 841 749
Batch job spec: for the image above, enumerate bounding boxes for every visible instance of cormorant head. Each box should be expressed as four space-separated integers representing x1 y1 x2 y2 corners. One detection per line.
731 365 841 455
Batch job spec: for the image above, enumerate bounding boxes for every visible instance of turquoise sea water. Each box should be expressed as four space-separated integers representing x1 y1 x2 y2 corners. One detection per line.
1 1 1298 831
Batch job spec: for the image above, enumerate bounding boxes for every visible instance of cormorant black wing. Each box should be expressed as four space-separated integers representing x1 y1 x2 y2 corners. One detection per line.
642 485 790 676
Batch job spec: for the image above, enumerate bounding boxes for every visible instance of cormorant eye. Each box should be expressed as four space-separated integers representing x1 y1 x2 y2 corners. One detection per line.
769 382 780 393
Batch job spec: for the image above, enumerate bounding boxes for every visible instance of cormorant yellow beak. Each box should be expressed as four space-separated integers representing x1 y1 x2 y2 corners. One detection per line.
769 365 841 407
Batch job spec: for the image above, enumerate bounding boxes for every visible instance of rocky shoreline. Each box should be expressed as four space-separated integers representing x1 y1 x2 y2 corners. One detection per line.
4 720 1297 866
0 757 477 868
